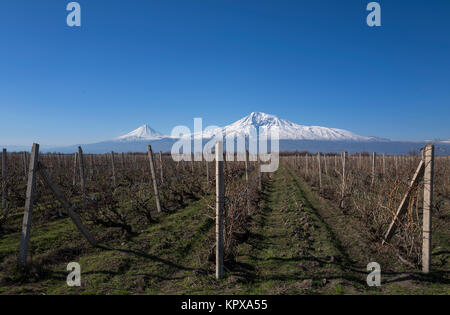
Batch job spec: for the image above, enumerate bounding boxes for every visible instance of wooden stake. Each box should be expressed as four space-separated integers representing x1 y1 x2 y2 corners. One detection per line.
111 151 117 187
147 146 162 213
422 144 434 274
18 144 39 266
206 159 209 183
215 141 224 279
383 159 425 244
371 152 377 185
340 152 347 208
38 163 97 247
78 147 87 209
72 152 78 186
22 152 28 180
2 148 6 209
317 152 322 190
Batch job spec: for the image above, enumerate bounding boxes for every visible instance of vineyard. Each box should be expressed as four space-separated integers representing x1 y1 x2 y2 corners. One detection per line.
0 145 449 294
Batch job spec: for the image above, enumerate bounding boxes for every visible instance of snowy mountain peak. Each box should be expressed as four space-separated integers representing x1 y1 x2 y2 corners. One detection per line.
202 112 374 141
238 112 281 126
117 124 164 141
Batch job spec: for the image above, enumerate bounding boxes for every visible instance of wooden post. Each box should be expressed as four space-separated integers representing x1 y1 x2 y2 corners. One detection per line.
382 153 386 176
257 159 262 191
191 153 194 173
22 152 28 180
78 147 87 209
111 151 117 187
121 152 125 170
2 148 6 209
18 144 39 266
340 152 347 208
72 152 78 186
206 160 209 183
383 159 425 244
244 150 249 183
147 146 162 213
372 152 377 185
245 150 250 214
324 155 328 176
89 154 94 179
317 152 322 190
215 141 224 279
422 144 434 274
305 154 309 176
38 163 97 247
159 151 164 184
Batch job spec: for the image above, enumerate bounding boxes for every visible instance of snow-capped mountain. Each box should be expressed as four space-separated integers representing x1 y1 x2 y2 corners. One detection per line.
198 112 373 141
116 124 165 141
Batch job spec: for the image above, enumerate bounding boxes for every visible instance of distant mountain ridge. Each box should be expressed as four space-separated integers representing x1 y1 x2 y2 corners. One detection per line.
197 112 376 141
4 112 449 155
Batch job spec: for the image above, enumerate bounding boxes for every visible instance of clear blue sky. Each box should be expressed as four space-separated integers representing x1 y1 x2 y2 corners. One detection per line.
0 0 449 145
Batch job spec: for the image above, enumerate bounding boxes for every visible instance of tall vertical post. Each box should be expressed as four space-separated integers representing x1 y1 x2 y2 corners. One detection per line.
340 152 347 208
244 150 250 214
305 154 309 176
147 146 162 213
372 152 377 185
317 152 322 190
244 150 249 183
22 152 28 180
72 152 78 186
324 155 328 176
382 153 386 176
89 154 94 179
215 141 224 279
206 159 210 183
78 147 87 209
111 151 117 187
121 152 125 170
257 159 262 191
18 143 39 266
2 148 6 209
422 144 434 274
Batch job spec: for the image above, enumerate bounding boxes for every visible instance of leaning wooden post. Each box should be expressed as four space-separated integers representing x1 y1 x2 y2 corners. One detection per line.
215 141 224 279
372 152 377 186
38 163 97 247
110 151 117 187
422 144 434 274
2 148 7 209
147 146 162 213
78 147 87 209
317 152 322 190
18 143 39 266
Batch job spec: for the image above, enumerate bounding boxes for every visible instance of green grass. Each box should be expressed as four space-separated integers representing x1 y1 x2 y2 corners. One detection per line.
0 164 448 295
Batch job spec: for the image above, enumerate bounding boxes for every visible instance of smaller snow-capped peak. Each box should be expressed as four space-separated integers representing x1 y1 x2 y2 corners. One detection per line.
116 124 165 141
